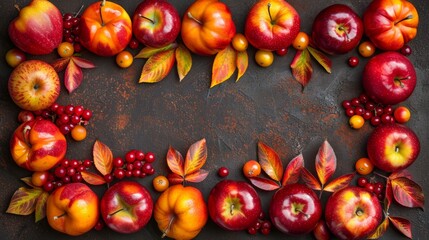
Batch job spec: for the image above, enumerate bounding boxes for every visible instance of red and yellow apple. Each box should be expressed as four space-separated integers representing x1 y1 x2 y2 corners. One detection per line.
46 183 99 236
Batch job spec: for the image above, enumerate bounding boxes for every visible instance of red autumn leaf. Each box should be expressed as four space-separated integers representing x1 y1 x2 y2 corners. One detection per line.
323 173 355 192
385 179 393 211
290 48 313 88
64 59 83 93
391 177 424 209
167 173 184 185
389 216 412 239
184 138 207 175
71 56 95 69
51 57 70 72
6 187 43 215
211 44 237 88
281 153 304 186
389 169 413 180
166 146 185 177
93 140 113 176
139 48 175 83
185 169 209 183
258 141 283 182
301 168 322 191
35 191 48 222
135 43 178 59
367 217 389 239
315 140 336 186
307 46 332 74
81 171 107 185
236 50 248 82
248 176 281 191
175 44 192 82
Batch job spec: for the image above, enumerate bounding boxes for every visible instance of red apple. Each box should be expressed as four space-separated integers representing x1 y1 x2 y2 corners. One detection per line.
362 51 417 105
8 0 63 55
100 181 153 234
132 0 181 48
325 186 382 240
8 60 60 111
311 4 363 55
367 123 420 172
269 183 322 235
244 0 300 51
208 180 262 231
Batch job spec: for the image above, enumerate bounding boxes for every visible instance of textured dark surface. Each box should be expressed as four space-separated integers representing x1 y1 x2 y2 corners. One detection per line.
0 0 428 239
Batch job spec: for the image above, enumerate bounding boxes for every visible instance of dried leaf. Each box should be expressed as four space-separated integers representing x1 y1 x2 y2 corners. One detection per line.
323 173 355 192
307 46 332 74
389 169 413 180
258 141 283 182
64 59 83 94
290 49 312 87
71 56 95 69
167 173 184 185
385 179 393 211
185 169 209 183
211 45 237 88
175 44 192 81
81 171 107 185
139 49 175 83
391 177 424 209
35 191 48 222
367 217 389 239
21 177 38 189
6 187 43 215
184 138 207 175
51 57 71 72
236 50 248 82
166 146 185 177
93 140 113 176
301 168 322 191
249 177 281 191
281 154 304 186
135 43 178 59
315 140 336 186
389 216 412 239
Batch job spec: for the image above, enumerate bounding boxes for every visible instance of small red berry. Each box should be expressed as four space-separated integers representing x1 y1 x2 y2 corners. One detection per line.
218 167 229 177
348 56 359 67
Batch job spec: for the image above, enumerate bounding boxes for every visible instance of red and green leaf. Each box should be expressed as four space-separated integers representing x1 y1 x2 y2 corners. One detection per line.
368 217 389 239
315 140 336 186
6 187 43 215
323 173 355 192
34 191 48 222
258 141 283 182
166 146 185 177
281 154 304 186
391 177 424 209
307 46 332 74
51 57 70 72
185 169 209 183
175 44 192 82
135 43 178 59
389 216 412 239
71 56 95 69
184 138 207 175
249 176 281 191
290 49 312 88
236 50 248 82
93 140 113 176
139 49 175 83
211 45 237 88
81 171 107 185
301 168 322 191
64 59 83 93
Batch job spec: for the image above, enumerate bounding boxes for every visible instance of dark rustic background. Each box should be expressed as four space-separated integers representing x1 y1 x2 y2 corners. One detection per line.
0 0 427 239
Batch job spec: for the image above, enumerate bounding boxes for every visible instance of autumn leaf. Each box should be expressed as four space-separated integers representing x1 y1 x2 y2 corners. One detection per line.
51 57 70 72
290 48 312 88
167 173 184 185
71 56 96 69
184 169 209 183
307 46 332 74
391 177 424 209
211 45 237 88
184 138 207 176
249 177 281 191
315 140 336 186
21 177 38 189
367 217 389 239
385 179 393 211
166 146 185 177
389 216 412 239
389 169 413 180
6 187 43 215
93 140 113 176
135 43 178 59
236 50 248 82
323 173 355 192
175 44 192 81
35 191 48 222
301 168 322 191
281 154 304 186
258 141 283 182
81 171 107 185
64 59 83 93
139 49 175 83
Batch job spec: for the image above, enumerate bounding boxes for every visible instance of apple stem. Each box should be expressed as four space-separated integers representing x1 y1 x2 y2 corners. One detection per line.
395 15 414 25
338 26 350 42
14 4 20 12
139 14 155 24
394 76 410 88
161 216 175 238
99 0 106 26
355 208 364 217
297 209 310 219
108 208 124 217
230 204 235 215
53 213 66 220
374 171 388 180
74 4 85 18
187 12 202 25
22 125 32 147
267 3 274 23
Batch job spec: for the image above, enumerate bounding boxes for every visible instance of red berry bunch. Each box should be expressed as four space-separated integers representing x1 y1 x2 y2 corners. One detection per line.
247 212 272 235
104 150 156 182
357 176 385 201
62 10 83 52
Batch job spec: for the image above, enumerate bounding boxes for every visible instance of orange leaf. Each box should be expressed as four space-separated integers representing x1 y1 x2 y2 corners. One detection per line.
81 171 107 185
93 140 113 176
389 216 412 239
135 43 178 59
249 177 281 191
307 46 332 74
175 44 192 82
301 168 322 191
281 154 304 186
71 56 95 69
185 169 209 183
323 173 355 192
6 187 43 215
290 48 312 88
64 59 83 94
236 50 248 82
35 191 48 222
258 141 283 182
166 146 185 177
391 177 424 209
51 57 71 72
139 49 175 83
167 173 184 185
211 45 237 88
184 138 207 175
315 140 336 186
367 217 389 239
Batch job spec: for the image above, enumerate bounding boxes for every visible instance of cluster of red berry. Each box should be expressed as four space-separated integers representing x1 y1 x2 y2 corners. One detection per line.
62 11 83 52
105 150 156 182
247 212 272 235
357 176 385 201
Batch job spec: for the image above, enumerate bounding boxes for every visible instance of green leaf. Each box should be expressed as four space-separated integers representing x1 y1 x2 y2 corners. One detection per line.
6 187 43 215
35 191 49 222
135 43 178 59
